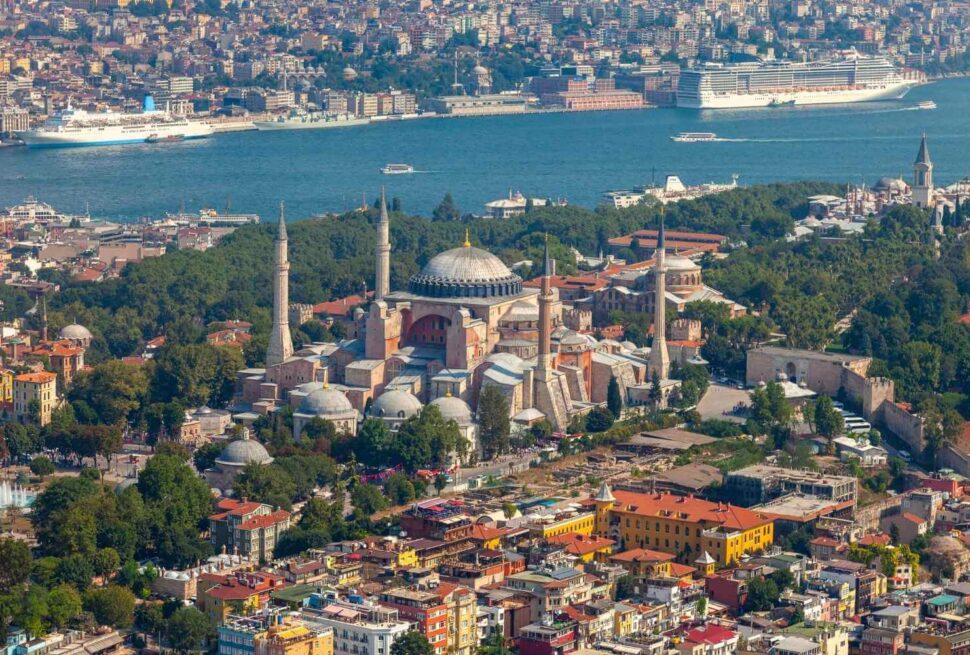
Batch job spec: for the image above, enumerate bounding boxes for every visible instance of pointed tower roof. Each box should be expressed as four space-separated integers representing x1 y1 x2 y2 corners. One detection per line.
915 133 931 165
543 233 551 276
695 551 716 565
379 187 388 224
595 481 616 503
277 201 287 240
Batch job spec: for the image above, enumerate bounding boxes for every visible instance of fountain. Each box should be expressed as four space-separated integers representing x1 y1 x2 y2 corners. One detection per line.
0 480 34 508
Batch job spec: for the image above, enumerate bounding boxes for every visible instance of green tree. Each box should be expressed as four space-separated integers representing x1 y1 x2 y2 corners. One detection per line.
478 386 510 459
813 395 844 453
29 455 55 477
432 193 461 222
607 376 623 419
92 548 121 585
351 483 388 516
166 606 213 653
391 631 435 655
0 538 31 593
585 407 615 433
83 585 135 628
385 472 417 505
744 577 780 611
47 584 82 629
68 361 149 426
233 463 297 509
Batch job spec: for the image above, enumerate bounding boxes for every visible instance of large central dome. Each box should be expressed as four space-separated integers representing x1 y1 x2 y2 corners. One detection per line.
409 245 523 298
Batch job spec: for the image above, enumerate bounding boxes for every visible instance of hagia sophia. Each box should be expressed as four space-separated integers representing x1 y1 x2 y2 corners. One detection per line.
234 193 682 460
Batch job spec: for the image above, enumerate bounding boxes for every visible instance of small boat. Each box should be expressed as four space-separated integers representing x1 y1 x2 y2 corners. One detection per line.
146 133 185 143
381 163 415 175
671 132 718 143
768 98 796 107
918 100 937 110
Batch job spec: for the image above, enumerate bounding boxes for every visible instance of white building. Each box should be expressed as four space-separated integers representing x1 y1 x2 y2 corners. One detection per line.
301 593 410 655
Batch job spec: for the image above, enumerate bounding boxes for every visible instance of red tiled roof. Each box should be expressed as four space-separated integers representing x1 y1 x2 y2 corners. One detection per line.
899 512 926 525
610 490 772 531
669 562 696 578
610 548 674 563
684 624 737 646
313 292 372 317
238 509 290 531
15 371 56 384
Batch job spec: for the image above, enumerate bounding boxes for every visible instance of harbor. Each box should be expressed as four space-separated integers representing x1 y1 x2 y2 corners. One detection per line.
0 77 957 221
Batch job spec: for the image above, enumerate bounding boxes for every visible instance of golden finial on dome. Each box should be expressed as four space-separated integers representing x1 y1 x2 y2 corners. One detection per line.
445 391 453 398
463 228 471 248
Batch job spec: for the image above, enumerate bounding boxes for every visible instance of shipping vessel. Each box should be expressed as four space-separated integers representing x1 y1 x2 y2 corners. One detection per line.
671 132 718 142
19 95 213 148
380 163 415 175
677 54 918 109
253 111 371 130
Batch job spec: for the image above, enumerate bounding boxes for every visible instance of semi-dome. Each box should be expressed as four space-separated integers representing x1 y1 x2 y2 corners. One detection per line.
59 323 93 340
409 244 523 298
430 394 473 424
370 389 423 419
216 435 273 468
300 386 353 416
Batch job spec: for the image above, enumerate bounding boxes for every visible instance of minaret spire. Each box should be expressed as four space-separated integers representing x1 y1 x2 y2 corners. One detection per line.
266 201 293 367
536 234 554 382
41 295 48 342
648 208 670 381
375 188 390 300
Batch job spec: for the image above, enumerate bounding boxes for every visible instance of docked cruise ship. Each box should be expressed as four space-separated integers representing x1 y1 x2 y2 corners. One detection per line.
676 55 918 109
19 95 213 148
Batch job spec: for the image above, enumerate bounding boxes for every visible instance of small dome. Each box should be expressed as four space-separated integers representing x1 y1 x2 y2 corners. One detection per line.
560 331 586 347
59 323 93 340
370 389 422 419
300 386 353 416
473 64 488 74
430 395 473 424
216 436 273 467
664 254 700 272
875 176 907 192
409 246 522 298
342 66 357 80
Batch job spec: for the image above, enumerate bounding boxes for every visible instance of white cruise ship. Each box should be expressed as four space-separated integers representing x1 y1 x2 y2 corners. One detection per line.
677 55 919 109
19 95 213 148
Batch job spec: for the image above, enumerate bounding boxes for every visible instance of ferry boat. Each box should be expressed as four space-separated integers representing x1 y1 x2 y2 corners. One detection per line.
381 164 415 175
768 98 796 107
671 132 718 142
253 111 371 131
145 133 185 144
19 95 213 148
917 100 937 110
677 53 919 109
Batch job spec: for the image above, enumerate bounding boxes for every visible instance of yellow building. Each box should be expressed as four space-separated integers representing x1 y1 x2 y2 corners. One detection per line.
526 509 596 539
440 585 477 655
0 369 13 404
592 483 774 567
259 621 333 655
13 371 57 426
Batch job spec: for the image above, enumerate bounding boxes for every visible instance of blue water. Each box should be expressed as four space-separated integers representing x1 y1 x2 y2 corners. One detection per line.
1 78 964 221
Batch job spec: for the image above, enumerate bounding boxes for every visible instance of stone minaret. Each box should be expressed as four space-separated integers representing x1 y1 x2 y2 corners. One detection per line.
533 235 569 429
536 235 554 382
375 188 390 300
913 133 934 209
265 202 293 367
648 211 670 380
41 295 48 342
